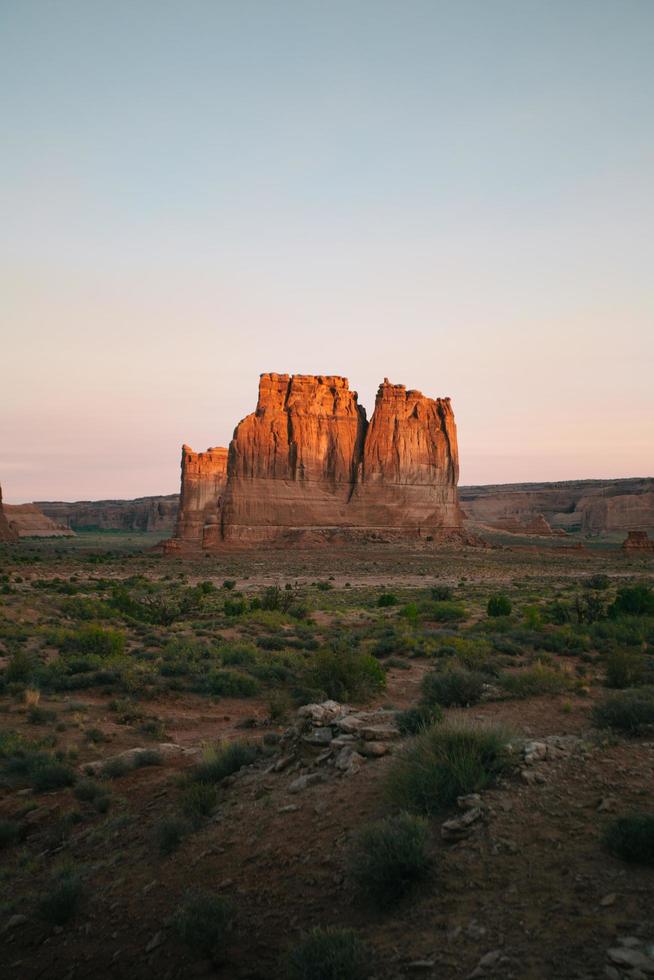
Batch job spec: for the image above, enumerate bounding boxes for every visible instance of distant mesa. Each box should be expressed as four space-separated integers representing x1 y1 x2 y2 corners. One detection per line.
37 495 179 533
622 530 654 552
4 503 75 538
166 373 465 550
0 485 19 543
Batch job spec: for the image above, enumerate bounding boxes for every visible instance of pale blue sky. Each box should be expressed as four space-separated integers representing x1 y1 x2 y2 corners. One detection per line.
1 0 652 501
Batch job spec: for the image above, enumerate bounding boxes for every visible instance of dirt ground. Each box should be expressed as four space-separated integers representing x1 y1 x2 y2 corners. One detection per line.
0 536 653 980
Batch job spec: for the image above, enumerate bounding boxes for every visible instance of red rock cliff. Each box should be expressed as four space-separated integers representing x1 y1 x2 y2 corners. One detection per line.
170 373 463 548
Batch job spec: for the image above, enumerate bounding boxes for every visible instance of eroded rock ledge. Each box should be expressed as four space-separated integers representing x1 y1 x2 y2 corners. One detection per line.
167 373 464 550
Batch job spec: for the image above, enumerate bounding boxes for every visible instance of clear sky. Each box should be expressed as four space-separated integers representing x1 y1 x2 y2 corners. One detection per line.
1 0 652 502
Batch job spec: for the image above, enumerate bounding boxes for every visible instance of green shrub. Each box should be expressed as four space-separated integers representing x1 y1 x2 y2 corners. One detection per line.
604 649 647 689
60 625 125 657
585 574 610 591
423 601 467 623
30 758 76 792
207 669 259 698
173 890 234 962
311 647 386 701
286 927 369 980
27 705 57 725
155 815 188 855
396 704 443 735
377 593 398 608
487 594 512 617
110 583 204 625
348 812 431 908
610 585 654 618
420 669 485 707
592 688 654 735
604 814 654 865
499 663 569 698
431 586 453 601
223 580 236 590
181 781 219 822
0 818 21 849
74 777 102 802
190 740 259 784
387 720 511 814
37 867 84 925
6 650 33 684
224 598 247 617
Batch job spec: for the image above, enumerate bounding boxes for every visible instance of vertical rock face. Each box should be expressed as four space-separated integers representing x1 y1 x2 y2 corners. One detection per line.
169 373 463 548
221 374 367 542
174 446 228 544
349 380 461 531
0 485 19 543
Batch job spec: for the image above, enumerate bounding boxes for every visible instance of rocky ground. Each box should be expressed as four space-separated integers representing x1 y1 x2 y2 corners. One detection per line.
0 536 652 979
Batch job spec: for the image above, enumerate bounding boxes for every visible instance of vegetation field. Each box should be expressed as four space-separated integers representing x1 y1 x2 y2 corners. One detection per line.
0 536 653 979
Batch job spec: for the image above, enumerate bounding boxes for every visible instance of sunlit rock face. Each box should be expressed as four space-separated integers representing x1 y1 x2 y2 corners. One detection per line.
169 373 463 549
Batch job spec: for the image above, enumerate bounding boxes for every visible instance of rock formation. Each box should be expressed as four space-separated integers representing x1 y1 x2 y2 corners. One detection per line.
4 504 75 538
168 373 463 549
461 478 654 537
0 485 18 543
37 495 179 532
622 530 654 552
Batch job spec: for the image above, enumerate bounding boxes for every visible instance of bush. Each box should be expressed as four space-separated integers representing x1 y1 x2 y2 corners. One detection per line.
173 890 234 962
6 650 33 684
387 720 511 814
610 585 654 618
27 705 57 725
180 781 219 823
155 816 188 855
420 669 485 708
592 688 654 735
223 580 236 590
74 777 102 803
224 598 247 617
311 647 386 701
30 758 76 792
604 814 654 865
207 669 259 698
585 574 610 591
0 818 21 849
348 812 431 908
604 649 648 689
286 927 369 980
423 601 467 623
499 663 569 698
396 703 443 735
431 585 453 601
190 740 259 784
377 593 398 608
60 625 125 657
37 868 84 925
487 595 512 617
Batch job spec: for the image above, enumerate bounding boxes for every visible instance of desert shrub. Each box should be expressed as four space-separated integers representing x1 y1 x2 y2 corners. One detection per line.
585 574 610 591
155 815 188 855
544 600 573 625
172 889 234 962
574 593 607 624
190 740 259 784
499 663 569 698
396 704 443 735
61 596 115 620
27 705 57 725
431 585 453 601
221 642 257 666
180 781 219 823
311 647 386 701
255 634 287 651
30 757 76 792
110 583 204 625
37 867 84 925
5 650 33 684
377 593 398 608
348 812 431 908
420 668 485 708
101 756 133 779
487 594 512 617
60 625 125 658
610 585 654 618
207 669 259 698
604 814 654 865
316 581 333 592
422 601 467 623
286 927 369 980
0 818 21 849
132 748 162 768
386 720 511 814
74 777 102 803
224 598 247 617
223 579 236 590
592 688 654 735
604 649 648 689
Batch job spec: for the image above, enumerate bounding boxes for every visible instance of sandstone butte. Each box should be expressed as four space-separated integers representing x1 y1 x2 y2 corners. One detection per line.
0 485 19 543
166 373 464 550
622 530 654 552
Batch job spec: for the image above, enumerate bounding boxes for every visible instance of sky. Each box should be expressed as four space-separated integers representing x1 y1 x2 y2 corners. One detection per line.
1 0 653 502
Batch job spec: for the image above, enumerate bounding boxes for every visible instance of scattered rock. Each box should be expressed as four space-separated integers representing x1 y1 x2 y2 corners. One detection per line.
441 807 483 841
145 932 163 953
288 773 325 793
2 914 28 934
